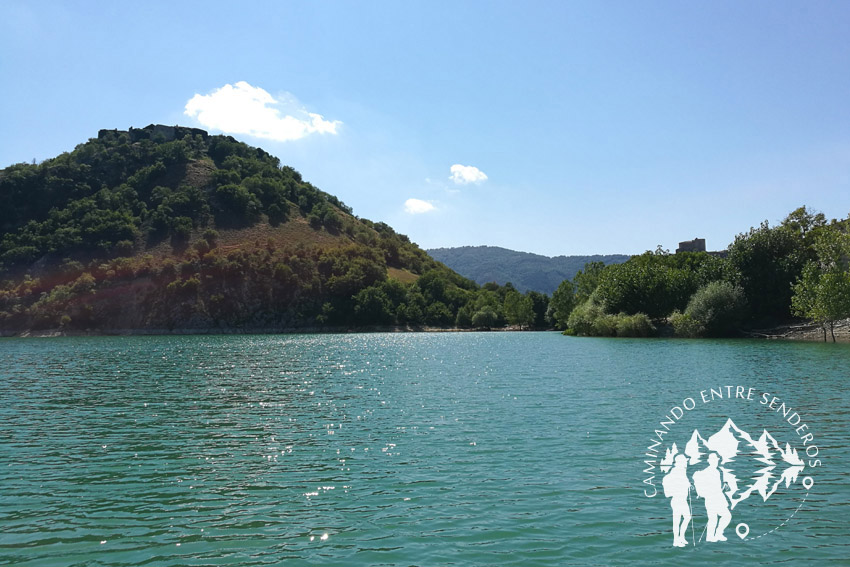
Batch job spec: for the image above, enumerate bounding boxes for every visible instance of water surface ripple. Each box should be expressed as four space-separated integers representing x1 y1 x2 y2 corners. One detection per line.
1 333 847 565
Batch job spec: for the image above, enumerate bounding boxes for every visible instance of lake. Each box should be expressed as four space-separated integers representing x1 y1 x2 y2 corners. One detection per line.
1 332 848 565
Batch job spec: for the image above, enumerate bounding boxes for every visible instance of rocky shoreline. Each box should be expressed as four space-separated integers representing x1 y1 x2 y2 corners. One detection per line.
744 319 850 343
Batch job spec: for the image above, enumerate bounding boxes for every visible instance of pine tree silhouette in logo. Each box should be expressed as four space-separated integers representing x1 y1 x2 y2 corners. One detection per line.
659 419 805 546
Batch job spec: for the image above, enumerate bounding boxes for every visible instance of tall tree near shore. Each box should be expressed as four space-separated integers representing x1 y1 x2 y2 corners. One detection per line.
503 289 534 329
573 261 605 304
549 279 577 330
593 251 695 320
791 226 850 342
729 222 804 323
526 290 549 328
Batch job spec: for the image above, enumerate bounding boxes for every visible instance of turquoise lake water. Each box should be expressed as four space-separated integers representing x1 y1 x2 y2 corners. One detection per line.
1 332 848 565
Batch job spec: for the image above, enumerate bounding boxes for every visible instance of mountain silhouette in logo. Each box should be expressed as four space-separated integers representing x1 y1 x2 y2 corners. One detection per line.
706 418 760 463
662 419 805 509
752 429 780 466
684 430 710 465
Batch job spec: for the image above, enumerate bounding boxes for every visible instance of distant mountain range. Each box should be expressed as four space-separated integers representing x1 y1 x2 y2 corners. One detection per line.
427 246 630 294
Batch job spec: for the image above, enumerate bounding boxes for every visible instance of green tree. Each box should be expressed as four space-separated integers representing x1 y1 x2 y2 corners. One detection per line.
504 289 534 329
574 261 605 304
398 289 427 325
728 217 811 322
455 304 473 328
594 253 693 320
526 290 549 328
425 301 453 326
516 295 534 329
503 289 521 326
682 281 747 337
471 306 498 330
791 227 850 342
782 206 827 243
213 183 262 226
549 280 577 329
354 286 394 325
566 298 609 336
670 310 705 338
616 313 656 337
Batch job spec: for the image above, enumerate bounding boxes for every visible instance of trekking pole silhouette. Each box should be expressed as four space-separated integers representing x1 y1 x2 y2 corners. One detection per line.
698 485 707 545
688 485 695 546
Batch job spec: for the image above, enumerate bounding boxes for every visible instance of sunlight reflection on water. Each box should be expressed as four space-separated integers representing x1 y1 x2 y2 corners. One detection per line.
0 333 848 566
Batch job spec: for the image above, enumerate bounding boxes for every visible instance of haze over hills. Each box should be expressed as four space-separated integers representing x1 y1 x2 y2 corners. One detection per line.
427 246 630 294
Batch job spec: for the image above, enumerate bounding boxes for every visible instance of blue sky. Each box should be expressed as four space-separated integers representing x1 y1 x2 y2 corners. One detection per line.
2 1 849 256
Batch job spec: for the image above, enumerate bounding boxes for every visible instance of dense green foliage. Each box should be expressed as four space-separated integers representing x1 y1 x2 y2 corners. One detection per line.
728 216 815 323
573 261 605 305
0 125 549 333
565 299 656 338
791 227 850 341
555 207 850 339
427 245 628 294
0 125 356 266
11 127 845 339
548 279 577 329
673 281 747 338
593 248 727 320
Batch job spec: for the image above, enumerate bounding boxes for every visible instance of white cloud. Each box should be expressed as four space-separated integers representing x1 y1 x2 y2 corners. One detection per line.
404 198 436 214
184 81 341 142
449 164 488 185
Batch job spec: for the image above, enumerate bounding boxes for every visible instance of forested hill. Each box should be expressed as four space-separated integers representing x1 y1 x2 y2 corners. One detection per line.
0 124 546 334
427 246 629 294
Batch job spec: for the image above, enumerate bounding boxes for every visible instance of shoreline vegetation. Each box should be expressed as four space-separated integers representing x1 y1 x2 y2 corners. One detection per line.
0 126 549 335
2 125 848 342
546 206 850 343
8 320 850 342
4 325 533 338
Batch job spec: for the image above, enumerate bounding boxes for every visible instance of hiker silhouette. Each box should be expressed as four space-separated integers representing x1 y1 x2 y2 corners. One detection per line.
693 452 731 542
662 454 692 547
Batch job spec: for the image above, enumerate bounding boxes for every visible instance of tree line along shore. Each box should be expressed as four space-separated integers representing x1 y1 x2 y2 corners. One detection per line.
0 126 546 334
1 126 847 340
547 206 850 342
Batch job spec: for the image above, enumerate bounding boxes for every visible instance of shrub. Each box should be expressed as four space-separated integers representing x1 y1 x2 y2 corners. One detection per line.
307 213 322 229
591 313 619 337
566 299 604 336
354 286 394 325
568 300 656 338
455 305 473 328
202 229 219 248
2 245 39 265
268 203 286 226
71 273 96 294
616 313 656 337
113 240 135 256
171 216 193 243
426 301 454 326
671 310 705 338
684 281 747 337
471 307 498 329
